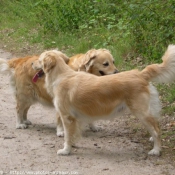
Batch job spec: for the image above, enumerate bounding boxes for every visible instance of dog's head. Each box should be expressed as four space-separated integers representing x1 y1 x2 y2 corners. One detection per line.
32 50 69 82
78 49 118 76
32 50 69 72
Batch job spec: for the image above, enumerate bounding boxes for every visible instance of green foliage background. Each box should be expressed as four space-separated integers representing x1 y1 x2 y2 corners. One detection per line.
1 0 175 60
36 0 175 60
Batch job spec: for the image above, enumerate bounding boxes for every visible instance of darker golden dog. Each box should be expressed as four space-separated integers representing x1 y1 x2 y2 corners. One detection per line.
0 49 118 131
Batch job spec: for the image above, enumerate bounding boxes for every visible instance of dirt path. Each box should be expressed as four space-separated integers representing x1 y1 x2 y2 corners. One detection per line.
0 49 174 175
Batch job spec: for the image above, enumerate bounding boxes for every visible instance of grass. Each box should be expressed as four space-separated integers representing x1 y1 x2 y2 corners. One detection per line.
0 1 134 60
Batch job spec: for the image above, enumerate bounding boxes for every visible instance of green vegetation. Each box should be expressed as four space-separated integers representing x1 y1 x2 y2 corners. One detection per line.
0 0 175 115
1 0 175 57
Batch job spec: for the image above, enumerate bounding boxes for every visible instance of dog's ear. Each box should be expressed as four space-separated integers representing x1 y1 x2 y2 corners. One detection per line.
78 49 97 72
43 53 56 73
61 53 69 64
52 50 69 64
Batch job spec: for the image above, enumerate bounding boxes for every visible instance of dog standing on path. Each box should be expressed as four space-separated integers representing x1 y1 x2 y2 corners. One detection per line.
32 45 175 156
0 49 118 132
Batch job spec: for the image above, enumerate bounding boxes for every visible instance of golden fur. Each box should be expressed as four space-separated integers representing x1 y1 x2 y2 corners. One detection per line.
0 49 118 130
57 49 118 135
68 49 118 75
33 45 175 156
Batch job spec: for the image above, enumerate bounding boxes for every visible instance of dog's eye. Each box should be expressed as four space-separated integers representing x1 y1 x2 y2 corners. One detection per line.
103 62 109 67
113 61 115 64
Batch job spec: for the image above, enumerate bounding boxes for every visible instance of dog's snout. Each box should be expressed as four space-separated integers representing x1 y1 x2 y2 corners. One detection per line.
114 69 119 74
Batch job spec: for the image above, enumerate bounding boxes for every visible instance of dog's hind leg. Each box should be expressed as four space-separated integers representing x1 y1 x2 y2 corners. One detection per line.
57 115 80 155
134 108 161 155
133 104 161 155
130 91 161 156
140 116 161 156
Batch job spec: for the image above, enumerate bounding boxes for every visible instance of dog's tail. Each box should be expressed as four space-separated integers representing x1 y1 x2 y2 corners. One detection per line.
0 58 12 75
141 45 175 83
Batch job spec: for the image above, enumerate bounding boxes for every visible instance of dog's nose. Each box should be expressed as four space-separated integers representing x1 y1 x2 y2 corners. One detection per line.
114 69 119 74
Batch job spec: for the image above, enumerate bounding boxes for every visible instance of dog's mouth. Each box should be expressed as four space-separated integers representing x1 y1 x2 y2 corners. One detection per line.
99 70 105 76
32 69 44 83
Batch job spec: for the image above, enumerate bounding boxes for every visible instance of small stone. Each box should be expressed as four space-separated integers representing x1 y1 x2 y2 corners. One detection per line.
4 136 16 139
102 168 109 171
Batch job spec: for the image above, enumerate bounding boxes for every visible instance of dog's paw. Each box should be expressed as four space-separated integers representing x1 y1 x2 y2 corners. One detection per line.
16 123 28 129
57 148 70 155
24 120 32 125
57 131 64 137
148 149 161 156
89 124 102 132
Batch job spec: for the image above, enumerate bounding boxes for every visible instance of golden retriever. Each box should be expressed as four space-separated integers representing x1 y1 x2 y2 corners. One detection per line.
57 49 118 135
0 49 118 131
68 49 118 75
32 45 175 156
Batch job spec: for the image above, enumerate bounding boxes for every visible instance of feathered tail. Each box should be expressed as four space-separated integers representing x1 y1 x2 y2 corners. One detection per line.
0 58 12 75
141 45 175 83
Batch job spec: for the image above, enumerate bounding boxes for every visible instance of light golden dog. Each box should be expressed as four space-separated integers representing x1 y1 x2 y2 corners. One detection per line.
0 49 118 130
32 45 175 156
57 49 118 135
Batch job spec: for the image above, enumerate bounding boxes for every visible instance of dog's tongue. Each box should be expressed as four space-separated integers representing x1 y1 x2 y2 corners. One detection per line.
32 70 44 83
32 73 39 83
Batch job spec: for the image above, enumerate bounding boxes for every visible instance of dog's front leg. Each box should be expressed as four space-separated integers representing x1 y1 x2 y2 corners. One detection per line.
23 106 32 125
16 102 29 129
57 115 78 155
56 113 64 137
